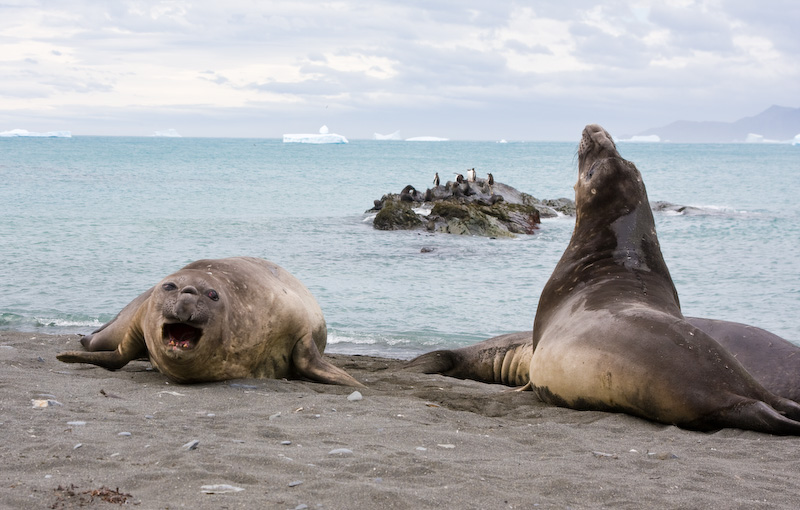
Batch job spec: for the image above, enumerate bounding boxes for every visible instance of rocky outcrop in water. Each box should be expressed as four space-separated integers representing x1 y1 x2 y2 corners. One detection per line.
367 178 575 238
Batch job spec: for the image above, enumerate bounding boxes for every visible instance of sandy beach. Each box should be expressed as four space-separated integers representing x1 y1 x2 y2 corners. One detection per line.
2 331 799 509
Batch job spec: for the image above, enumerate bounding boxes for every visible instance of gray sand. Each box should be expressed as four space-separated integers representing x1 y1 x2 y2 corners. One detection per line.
2 332 799 509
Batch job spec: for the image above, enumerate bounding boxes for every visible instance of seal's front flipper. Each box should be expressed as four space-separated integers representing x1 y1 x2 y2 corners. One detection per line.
57 350 134 370
513 381 533 392
81 287 154 352
58 328 147 371
292 334 364 387
697 400 800 436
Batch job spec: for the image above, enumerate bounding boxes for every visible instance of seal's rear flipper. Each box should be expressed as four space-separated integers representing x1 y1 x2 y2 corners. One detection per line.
405 333 533 387
292 335 364 387
406 350 459 374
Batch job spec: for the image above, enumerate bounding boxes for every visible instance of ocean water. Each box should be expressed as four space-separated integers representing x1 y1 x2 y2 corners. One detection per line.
2 136 798 359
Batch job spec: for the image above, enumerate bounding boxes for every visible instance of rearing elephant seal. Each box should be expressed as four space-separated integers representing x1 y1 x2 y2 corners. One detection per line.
527 124 800 434
57 257 362 386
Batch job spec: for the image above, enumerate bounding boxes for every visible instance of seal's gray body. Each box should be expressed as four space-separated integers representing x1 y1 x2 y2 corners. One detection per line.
411 318 800 405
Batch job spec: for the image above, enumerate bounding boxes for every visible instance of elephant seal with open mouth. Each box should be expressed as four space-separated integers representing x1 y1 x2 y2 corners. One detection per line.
57 257 362 386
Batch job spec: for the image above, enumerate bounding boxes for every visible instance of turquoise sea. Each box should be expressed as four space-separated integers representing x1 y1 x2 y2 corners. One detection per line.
1 136 798 358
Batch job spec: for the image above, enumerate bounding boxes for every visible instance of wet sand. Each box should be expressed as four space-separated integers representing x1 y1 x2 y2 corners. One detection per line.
2 331 799 509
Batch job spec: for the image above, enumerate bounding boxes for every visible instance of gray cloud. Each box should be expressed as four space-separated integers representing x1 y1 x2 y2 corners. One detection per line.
0 1 796 139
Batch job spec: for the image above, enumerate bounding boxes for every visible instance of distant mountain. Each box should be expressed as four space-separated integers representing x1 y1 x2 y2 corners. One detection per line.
636 105 800 143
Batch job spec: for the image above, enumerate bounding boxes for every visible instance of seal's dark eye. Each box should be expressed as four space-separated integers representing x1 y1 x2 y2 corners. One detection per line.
207 290 219 301
162 282 177 291
586 161 601 180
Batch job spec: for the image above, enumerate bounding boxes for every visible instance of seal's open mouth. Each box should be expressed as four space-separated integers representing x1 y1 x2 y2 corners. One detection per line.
163 323 202 351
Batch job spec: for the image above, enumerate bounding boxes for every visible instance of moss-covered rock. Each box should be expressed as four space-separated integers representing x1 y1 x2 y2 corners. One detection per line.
541 198 576 216
373 198 423 230
427 202 516 238
367 178 573 238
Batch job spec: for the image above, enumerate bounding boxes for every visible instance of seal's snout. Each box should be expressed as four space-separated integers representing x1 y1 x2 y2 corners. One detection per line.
174 285 199 322
180 285 199 296
580 124 617 157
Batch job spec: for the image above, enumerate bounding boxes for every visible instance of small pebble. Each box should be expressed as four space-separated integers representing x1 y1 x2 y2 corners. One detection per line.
281 441 292 445
229 383 258 389
269 412 281 420
416 447 427 451
31 399 62 408
347 391 363 401
73 443 82 449
67 421 87 426
288 480 303 487
118 432 132 437
200 484 244 494
294 505 308 510
183 439 200 450
647 451 678 460
328 448 353 456
437 444 455 449
157 390 185 397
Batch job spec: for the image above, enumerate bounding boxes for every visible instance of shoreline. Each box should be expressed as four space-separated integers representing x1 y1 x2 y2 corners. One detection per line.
2 331 799 509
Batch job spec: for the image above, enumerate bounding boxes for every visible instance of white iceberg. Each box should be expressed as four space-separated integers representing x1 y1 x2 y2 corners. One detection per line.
283 125 348 144
151 129 182 137
405 136 449 142
373 130 402 140
0 128 71 138
619 135 660 143
745 133 781 144
497 139 508 144
793 134 800 146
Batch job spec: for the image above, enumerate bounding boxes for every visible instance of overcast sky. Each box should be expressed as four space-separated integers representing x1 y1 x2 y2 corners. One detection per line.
1 1 797 140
